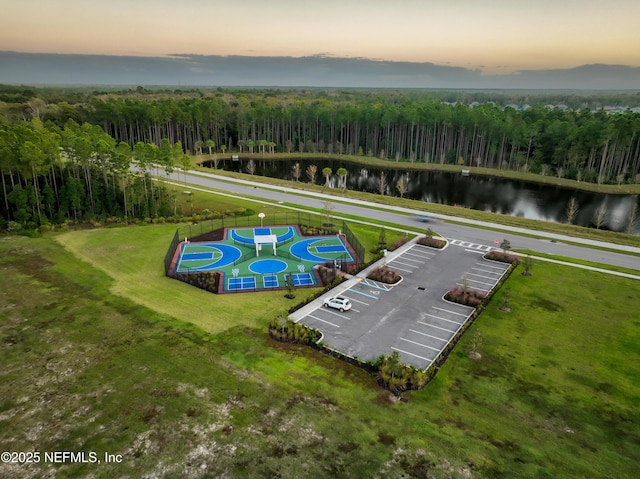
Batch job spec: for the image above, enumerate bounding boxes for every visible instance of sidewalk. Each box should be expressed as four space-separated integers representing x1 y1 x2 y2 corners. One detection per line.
289 235 424 322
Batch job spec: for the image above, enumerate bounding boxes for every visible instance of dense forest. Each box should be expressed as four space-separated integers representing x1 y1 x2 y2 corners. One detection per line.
1 85 640 228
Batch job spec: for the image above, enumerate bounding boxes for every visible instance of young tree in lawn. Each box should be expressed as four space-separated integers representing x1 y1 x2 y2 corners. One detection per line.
500 239 511 253
522 255 533 276
321 199 335 227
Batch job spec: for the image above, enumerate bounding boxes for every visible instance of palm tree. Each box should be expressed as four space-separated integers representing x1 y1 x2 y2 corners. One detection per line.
205 139 215 155
336 167 348 190
322 167 332 187
306 164 317 184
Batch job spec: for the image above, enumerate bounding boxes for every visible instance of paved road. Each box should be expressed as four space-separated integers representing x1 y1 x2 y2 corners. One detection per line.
157 168 640 271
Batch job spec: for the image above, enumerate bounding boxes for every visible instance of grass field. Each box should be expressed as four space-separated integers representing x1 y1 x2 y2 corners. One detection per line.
1 230 639 478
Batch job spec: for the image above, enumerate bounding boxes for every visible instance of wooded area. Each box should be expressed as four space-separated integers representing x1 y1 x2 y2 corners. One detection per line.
1 85 640 228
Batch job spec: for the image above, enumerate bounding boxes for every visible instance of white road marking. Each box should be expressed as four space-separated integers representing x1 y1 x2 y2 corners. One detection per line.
432 306 471 316
424 313 464 326
391 347 433 362
417 321 456 334
387 264 413 273
472 267 502 275
400 338 442 352
465 249 486 254
456 282 490 292
344 296 369 306
467 272 500 280
306 314 339 328
476 262 507 271
409 329 448 342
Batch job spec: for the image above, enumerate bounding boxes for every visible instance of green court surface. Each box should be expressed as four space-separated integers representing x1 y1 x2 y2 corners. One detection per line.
175 225 356 292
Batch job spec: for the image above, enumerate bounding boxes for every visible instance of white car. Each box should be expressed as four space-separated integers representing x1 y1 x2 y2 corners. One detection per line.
323 296 352 312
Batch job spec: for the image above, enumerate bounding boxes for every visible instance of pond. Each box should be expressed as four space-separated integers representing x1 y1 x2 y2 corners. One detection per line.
203 157 640 234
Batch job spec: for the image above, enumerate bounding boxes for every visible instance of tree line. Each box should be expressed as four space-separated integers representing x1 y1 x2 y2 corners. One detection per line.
0 117 190 229
3 87 638 185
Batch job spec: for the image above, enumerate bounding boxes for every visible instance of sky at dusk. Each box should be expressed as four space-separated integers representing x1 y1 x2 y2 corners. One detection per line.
2 0 640 74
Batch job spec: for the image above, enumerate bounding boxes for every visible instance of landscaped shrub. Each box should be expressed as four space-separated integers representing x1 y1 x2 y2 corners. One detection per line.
389 236 409 251
485 250 520 264
445 286 486 307
367 266 401 284
269 315 322 345
175 271 220 293
417 236 446 249
371 351 429 395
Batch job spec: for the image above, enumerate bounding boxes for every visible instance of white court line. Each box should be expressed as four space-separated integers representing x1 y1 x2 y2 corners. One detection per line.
472 267 502 275
391 347 433 363
409 329 448 342
432 306 471 316
401 338 442 352
456 282 490 292
476 262 507 271
424 313 464 326
306 314 339 328
417 321 456 334
467 272 500 281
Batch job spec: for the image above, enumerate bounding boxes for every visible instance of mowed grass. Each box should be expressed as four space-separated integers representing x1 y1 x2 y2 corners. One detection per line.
1 232 639 478
55 224 318 334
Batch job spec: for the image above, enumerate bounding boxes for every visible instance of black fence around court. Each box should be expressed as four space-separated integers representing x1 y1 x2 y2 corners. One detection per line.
164 212 367 277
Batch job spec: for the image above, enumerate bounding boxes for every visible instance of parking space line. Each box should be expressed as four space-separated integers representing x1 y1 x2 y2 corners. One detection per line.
387 264 413 273
417 321 456 334
401 338 441 352
361 279 390 291
397 256 425 264
412 245 437 255
432 306 471 316
424 313 464 326
321 308 351 320
391 259 420 268
409 329 448 342
456 282 491 292
391 347 433 363
349 288 380 299
306 314 339 328
343 296 369 306
472 267 502 275
476 262 507 271
464 277 495 286
403 251 431 259
467 272 500 280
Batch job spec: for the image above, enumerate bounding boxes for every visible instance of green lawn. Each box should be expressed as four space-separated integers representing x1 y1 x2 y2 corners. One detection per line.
1 233 638 478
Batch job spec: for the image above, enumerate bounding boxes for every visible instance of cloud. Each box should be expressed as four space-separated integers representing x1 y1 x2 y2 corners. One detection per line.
0 52 639 90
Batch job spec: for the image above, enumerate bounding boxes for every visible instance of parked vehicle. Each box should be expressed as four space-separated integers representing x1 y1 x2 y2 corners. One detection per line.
323 296 352 312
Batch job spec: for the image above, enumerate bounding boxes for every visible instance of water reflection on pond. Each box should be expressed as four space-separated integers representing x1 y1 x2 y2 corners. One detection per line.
204 157 640 234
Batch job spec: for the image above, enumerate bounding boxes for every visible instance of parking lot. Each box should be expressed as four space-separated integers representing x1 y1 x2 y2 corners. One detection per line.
293 239 511 369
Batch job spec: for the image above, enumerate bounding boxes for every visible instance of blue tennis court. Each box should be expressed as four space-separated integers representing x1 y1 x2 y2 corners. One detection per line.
228 277 257 291
263 275 279 288
292 272 315 286
315 245 347 253
182 252 214 261
254 227 271 236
